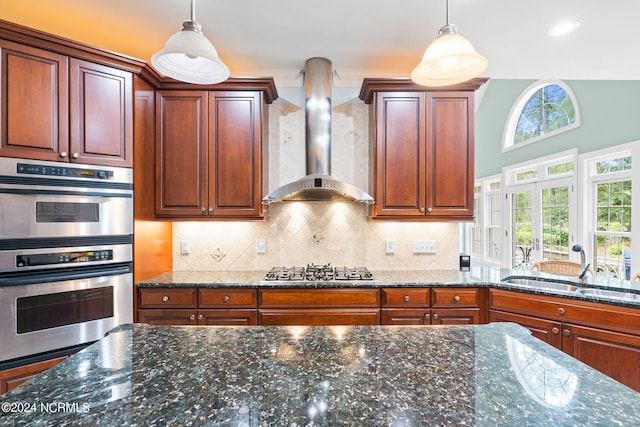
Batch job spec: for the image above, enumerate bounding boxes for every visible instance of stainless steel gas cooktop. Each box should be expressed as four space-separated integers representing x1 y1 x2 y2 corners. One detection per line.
264 264 373 281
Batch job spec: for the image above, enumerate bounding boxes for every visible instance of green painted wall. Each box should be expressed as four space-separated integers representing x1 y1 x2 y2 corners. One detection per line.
475 80 640 178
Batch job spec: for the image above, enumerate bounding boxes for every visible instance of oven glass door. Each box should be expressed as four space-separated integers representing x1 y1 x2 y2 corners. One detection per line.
17 286 114 333
0 191 132 238
0 263 133 362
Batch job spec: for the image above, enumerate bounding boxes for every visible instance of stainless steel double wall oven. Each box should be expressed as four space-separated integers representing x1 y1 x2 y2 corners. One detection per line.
0 157 133 366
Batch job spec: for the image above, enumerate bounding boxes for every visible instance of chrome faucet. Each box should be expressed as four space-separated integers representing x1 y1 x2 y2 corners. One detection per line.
571 244 590 279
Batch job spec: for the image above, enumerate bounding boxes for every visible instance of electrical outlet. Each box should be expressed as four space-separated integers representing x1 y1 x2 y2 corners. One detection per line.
256 239 266 254
413 239 436 254
180 240 190 254
385 239 395 254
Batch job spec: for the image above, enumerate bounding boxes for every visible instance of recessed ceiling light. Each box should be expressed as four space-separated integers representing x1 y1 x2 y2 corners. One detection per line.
547 20 581 37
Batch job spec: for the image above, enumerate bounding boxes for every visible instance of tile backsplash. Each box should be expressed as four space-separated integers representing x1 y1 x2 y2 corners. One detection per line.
172 96 461 271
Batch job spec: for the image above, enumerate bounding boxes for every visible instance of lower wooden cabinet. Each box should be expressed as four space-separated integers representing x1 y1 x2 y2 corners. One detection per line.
137 288 258 326
258 288 380 326
489 289 640 392
380 287 485 325
0 356 67 394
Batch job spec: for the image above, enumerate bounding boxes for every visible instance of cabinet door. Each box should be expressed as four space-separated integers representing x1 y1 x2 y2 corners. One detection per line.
137 309 198 325
0 356 67 395
489 309 562 349
198 309 258 326
156 91 208 217
432 308 481 325
563 323 640 392
425 92 474 218
373 92 426 217
259 309 380 326
381 308 429 325
69 58 132 167
208 92 263 217
0 40 69 161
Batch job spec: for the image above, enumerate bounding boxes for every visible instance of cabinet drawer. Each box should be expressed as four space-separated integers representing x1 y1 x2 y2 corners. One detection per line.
381 288 430 307
489 289 640 336
259 288 380 308
138 288 197 308
199 288 257 308
431 288 479 308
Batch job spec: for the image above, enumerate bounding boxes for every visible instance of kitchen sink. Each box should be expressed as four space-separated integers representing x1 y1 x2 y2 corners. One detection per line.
502 276 640 302
576 287 640 301
501 277 579 293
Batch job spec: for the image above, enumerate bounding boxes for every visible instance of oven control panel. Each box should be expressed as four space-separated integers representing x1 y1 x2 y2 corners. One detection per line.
17 163 114 180
17 250 113 268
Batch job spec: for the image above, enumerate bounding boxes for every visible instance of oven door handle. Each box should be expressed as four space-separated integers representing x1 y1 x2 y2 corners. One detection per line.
0 262 132 286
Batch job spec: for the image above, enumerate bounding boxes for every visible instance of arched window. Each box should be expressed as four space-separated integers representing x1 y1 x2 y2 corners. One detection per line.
503 80 580 151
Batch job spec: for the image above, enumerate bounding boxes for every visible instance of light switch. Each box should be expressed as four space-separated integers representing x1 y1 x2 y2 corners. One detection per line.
385 239 395 254
180 240 190 254
256 239 266 254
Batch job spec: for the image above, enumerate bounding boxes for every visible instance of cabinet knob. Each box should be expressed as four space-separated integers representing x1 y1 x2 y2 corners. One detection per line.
189 314 196 321
557 307 565 315
563 329 571 337
223 295 230 302
420 207 425 213
454 295 461 302
201 207 207 213
425 313 430 320
208 207 213 213
197 314 204 320
404 295 410 302
551 327 560 335
72 152 79 159
162 295 169 302
433 313 439 320
59 151 68 158
427 207 433 213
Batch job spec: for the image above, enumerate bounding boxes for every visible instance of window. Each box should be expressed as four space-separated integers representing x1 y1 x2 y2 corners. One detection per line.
466 176 502 265
503 80 580 151
584 150 632 278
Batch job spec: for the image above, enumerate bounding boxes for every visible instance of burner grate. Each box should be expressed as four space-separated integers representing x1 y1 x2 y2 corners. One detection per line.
264 264 373 281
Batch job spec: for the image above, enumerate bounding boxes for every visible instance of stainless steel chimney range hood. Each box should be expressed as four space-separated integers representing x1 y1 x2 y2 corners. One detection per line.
262 57 374 204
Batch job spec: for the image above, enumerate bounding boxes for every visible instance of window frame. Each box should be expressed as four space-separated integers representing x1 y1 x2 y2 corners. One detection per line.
503 80 581 153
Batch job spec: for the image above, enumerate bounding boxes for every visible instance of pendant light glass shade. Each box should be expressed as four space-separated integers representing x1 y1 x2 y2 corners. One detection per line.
411 9 487 87
151 0 229 85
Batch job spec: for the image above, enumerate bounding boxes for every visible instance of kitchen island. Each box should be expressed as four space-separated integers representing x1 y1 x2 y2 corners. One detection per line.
1 322 638 426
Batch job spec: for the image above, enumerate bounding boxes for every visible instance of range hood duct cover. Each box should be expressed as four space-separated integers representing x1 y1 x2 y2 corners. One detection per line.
263 57 374 204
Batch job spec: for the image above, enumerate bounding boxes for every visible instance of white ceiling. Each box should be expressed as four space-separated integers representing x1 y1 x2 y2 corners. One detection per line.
3 0 639 86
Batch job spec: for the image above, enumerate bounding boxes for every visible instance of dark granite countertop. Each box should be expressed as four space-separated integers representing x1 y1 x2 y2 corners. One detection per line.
1 322 638 426
136 266 640 308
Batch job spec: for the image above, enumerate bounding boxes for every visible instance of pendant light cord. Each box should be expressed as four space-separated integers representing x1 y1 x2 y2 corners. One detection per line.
445 0 450 26
190 0 196 22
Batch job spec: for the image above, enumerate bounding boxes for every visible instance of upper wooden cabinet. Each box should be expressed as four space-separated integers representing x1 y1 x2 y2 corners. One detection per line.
0 39 133 167
360 78 488 221
156 88 269 219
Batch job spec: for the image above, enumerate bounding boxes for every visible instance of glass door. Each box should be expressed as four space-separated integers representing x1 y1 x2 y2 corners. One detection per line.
506 178 576 268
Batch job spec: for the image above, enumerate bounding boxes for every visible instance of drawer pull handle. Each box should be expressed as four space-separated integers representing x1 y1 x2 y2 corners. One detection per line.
404 295 410 302
162 296 169 302
454 295 461 302
552 327 560 335
224 295 230 302
563 329 571 337
189 314 196 321
557 307 565 315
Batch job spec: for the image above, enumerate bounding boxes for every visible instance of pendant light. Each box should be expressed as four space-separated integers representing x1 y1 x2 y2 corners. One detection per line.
151 0 230 85
411 0 487 87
